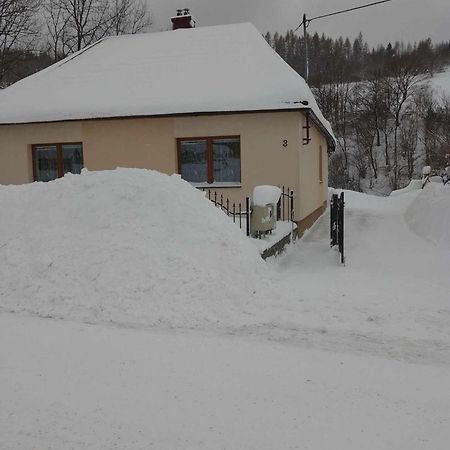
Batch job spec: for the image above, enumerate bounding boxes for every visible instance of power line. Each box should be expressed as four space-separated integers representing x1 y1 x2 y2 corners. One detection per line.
293 0 395 81
294 0 394 32
310 0 393 23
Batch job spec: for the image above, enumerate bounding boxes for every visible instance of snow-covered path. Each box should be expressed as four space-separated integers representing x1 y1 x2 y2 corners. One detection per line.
267 188 450 365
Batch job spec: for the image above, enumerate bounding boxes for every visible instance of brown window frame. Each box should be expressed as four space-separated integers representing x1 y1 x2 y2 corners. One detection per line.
32 142 83 182
177 135 241 185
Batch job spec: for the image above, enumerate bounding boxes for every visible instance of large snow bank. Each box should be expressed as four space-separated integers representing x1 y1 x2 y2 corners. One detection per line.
405 182 450 248
0 169 276 327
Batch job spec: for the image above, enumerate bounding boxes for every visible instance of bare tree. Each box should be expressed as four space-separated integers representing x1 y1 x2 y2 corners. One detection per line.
0 0 40 84
44 0 152 62
61 0 114 53
314 80 354 187
44 0 71 62
399 109 419 180
110 0 152 36
387 58 428 189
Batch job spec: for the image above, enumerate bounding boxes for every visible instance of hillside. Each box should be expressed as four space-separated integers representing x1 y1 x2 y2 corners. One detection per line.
431 65 450 95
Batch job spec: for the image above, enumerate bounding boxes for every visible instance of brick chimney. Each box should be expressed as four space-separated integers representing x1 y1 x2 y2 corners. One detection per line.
171 8 195 30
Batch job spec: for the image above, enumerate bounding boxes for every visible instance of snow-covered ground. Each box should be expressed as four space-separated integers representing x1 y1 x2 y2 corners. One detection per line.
1 170 450 449
269 183 450 365
431 65 450 96
1 314 449 450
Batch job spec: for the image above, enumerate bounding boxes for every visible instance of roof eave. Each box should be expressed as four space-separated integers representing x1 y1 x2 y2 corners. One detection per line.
0 106 309 126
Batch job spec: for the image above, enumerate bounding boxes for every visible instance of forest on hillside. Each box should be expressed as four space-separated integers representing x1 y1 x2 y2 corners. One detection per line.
266 30 450 192
1 1 450 193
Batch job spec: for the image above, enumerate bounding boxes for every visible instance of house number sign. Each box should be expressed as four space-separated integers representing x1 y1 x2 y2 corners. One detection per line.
282 139 288 147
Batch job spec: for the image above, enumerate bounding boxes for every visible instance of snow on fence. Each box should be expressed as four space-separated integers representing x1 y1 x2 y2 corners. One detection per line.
203 186 295 237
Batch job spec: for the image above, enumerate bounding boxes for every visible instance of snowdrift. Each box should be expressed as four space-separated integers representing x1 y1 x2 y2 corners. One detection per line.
405 182 450 248
0 169 276 327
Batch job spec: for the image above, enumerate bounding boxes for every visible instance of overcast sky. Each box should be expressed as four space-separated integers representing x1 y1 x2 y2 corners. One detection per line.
148 0 449 46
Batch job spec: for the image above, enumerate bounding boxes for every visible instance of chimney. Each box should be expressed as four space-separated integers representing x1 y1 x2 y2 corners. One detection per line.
171 8 195 30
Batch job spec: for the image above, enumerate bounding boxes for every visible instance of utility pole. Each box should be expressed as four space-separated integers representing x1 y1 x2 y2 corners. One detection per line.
303 14 309 82
297 0 393 83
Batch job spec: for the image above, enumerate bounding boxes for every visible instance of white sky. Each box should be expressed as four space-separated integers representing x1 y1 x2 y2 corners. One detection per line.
148 0 450 46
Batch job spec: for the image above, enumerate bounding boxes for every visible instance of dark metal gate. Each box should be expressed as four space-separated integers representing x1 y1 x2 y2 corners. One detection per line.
330 192 345 264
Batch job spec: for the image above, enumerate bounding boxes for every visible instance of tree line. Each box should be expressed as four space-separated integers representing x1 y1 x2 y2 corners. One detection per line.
0 0 151 86
265 30 450 85
265 30 450 192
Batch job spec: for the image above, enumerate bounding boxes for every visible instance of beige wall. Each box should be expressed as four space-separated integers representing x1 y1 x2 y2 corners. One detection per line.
0 111 330 222
298 119 329 219
0 122 82 185
83 117 176 175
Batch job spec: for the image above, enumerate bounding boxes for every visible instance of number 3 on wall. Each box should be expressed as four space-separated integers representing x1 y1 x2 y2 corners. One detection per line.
282 139 288 147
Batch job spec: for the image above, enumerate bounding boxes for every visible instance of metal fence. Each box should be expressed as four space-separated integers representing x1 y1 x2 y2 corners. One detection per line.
204 190 251 236
203 186 295 238
277 186 295 222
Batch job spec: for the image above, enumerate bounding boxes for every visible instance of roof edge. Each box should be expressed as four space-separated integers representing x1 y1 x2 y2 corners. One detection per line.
306 109 336 151
0 107 311 126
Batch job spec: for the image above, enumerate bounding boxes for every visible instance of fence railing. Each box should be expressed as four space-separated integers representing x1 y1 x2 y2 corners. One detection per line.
203 186 295 238
204 189 251 236
277 186 295 222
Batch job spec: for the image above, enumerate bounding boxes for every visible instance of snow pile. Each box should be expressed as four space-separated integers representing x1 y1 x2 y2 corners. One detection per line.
405 182 450 248
389 179 422 196
0 169 277 327
252 185 281 206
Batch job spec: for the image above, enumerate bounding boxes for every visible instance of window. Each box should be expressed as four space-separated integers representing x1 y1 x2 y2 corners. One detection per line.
178 136 241 186
32 143 83 182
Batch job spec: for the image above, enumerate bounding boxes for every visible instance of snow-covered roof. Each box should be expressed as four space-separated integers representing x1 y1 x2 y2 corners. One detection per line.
0 23 334 142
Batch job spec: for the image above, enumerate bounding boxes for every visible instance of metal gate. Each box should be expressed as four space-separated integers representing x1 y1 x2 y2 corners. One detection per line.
330 192 345 264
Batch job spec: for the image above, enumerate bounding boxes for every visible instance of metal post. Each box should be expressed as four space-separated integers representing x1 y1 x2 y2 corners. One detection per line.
239 203 242 229
290 190 294 221
330 194 338 247
246 197 250 237
303 14 309 82
338 192 345 264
